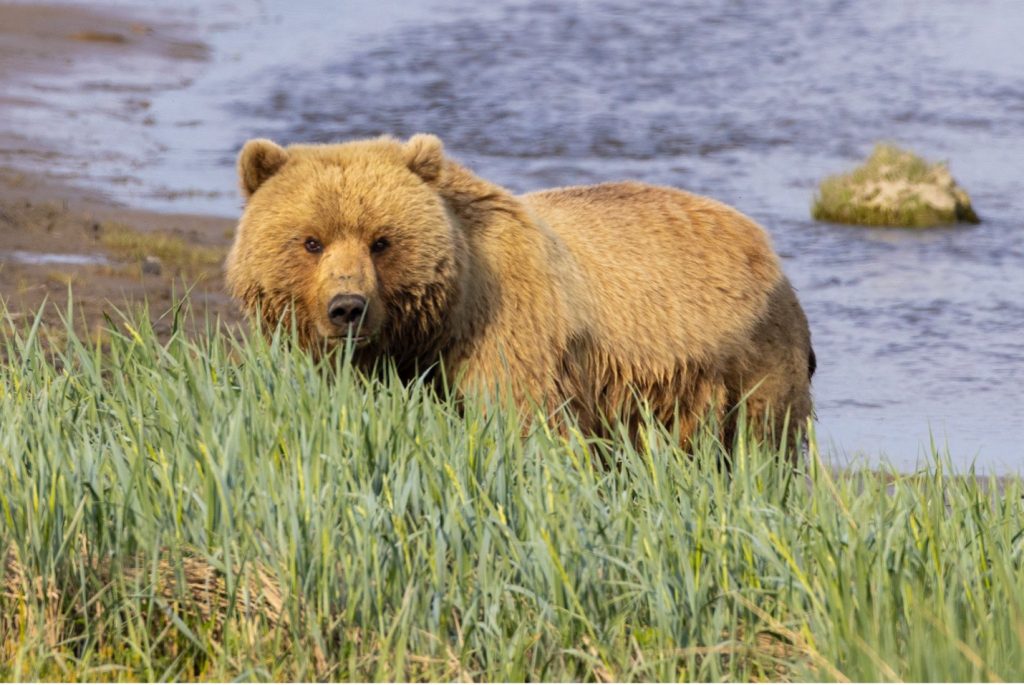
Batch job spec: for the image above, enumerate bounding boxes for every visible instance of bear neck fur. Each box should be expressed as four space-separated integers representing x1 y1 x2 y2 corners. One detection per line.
371 157 550 384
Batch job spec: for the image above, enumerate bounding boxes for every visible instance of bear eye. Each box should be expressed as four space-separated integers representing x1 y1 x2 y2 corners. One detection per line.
304 237 323 254
370 237 390 254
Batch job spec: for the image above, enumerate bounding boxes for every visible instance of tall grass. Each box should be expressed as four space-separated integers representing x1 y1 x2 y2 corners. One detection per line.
1 300 1022 681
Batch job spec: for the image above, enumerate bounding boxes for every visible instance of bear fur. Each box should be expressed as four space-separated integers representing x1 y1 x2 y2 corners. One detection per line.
226 134 815 448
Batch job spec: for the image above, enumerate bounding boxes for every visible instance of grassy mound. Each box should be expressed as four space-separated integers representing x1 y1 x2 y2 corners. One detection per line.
98 221 226 281
812 143 980 227
1 300 1022 681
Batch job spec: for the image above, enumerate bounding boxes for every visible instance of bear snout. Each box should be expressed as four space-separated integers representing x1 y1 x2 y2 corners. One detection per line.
327 294 368 328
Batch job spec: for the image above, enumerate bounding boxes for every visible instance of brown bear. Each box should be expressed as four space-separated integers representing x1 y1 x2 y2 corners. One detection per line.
226 134 814 449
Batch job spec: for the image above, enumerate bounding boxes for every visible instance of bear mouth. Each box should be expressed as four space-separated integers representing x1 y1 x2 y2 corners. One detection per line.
315 320 375 348
324 333 371 348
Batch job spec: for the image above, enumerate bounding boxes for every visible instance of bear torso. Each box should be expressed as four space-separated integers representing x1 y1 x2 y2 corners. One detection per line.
228 135 814 448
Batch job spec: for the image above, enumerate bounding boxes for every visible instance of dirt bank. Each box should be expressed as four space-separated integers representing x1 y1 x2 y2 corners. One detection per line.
0 166 239 341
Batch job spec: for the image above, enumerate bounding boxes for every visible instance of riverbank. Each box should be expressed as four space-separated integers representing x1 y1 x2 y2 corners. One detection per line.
0 2 239 336
0 166 238 340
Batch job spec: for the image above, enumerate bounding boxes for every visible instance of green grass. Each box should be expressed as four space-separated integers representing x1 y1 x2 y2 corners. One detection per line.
812 143 980 227
1 299 1023 681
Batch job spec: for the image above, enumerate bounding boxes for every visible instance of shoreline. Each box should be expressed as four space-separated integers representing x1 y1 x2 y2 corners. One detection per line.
0 163 239 339
0 2 240 336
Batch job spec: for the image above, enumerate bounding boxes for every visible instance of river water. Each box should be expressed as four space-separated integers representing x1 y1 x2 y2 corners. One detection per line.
6 0 1023 472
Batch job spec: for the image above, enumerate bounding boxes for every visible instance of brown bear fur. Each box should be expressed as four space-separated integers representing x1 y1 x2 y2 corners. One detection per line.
226 134 815 449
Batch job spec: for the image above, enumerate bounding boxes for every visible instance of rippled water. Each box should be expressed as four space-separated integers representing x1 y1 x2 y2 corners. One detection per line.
7 0 1024 471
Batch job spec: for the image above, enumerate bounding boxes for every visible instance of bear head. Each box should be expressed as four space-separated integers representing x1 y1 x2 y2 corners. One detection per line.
226 134 465 357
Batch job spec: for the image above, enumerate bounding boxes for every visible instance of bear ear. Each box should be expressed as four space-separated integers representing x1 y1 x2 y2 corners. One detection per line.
404 133 445 184
238 138 289 198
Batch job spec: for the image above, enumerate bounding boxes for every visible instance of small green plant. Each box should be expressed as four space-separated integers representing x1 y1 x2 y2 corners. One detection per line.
812 143 979 227
0 298 1021 681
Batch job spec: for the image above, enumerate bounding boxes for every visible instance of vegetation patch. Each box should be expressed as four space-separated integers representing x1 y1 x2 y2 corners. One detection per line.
98 222 225 280
1 300 1022 681
812 143 980 227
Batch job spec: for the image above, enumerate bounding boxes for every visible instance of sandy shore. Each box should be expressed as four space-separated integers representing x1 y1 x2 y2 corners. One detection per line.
0 3 240 338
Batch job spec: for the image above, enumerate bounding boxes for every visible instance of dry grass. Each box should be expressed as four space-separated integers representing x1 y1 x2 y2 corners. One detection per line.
45 270 77 287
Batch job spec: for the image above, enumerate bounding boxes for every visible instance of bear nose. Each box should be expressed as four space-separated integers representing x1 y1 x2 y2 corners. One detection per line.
327 294 367 327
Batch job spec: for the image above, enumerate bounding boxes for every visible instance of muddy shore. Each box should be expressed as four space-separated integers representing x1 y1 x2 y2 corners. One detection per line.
0 3 240 338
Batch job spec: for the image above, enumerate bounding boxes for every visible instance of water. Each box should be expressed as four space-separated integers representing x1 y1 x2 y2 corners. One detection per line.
5 0 1023 471
2 250 110 266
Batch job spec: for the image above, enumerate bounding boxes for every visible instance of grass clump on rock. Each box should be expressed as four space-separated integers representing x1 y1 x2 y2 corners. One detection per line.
812 143 979 227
